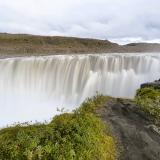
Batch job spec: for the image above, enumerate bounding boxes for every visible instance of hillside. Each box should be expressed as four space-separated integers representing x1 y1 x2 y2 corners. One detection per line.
0 33 160 57
125 43 160 53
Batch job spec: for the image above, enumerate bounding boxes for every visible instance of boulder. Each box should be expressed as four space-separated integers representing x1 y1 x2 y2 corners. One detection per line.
141 79 160 89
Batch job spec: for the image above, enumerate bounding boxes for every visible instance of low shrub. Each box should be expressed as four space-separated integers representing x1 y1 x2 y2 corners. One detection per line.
136 87 160 122
0 95 117 160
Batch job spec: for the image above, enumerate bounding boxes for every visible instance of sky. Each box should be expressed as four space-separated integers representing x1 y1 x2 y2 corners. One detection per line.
0 0 160 44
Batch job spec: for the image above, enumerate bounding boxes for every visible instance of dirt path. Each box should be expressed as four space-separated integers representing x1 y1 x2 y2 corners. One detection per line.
98 98 160 160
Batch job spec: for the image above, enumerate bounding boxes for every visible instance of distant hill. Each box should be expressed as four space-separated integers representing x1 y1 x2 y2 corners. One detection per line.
0 33 160 57
125 43 160 52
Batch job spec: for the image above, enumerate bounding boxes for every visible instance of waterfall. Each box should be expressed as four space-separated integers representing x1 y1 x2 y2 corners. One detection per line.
0 53 160 127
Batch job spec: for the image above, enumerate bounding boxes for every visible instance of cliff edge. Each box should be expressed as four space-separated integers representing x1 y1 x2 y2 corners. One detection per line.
97 80 160 160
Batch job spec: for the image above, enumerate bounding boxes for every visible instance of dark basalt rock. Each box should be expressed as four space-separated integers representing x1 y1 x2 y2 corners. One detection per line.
141 79 160 89
96 80 160 160
98 98 160 160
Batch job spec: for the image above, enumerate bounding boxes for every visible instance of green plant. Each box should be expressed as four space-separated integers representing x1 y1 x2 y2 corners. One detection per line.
136 87 160 122
0 95 117 160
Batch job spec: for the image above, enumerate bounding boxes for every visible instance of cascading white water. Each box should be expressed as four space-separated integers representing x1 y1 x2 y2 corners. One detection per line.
0 53 160 127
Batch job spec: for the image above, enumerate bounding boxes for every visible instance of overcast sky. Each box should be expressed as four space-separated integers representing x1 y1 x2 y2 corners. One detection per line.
0 0 160 44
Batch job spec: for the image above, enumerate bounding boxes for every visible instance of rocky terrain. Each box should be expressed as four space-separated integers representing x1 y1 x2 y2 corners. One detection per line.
97 81 160 160
98 98 160 160
0 33 160 57
141 79 160 89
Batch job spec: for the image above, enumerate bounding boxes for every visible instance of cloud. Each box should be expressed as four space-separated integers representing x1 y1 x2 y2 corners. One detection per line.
0 0 160 43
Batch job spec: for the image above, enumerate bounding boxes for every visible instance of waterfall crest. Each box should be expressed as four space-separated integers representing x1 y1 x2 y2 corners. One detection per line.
0 53 160 126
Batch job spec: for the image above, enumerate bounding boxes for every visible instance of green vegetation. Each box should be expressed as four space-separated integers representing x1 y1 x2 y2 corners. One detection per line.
0 95 117 160
136 87 160 123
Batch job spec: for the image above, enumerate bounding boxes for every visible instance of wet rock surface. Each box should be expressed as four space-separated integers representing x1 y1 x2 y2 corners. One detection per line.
141 79 160 89
98 98 160 160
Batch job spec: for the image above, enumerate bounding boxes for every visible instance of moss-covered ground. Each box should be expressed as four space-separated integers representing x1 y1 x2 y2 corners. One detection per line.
135 87 160 125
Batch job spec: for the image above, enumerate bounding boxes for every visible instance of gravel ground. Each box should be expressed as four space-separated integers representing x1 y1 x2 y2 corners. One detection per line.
98 98 160 160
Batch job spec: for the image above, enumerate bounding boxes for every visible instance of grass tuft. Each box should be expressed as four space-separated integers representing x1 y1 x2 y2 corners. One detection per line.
0 94 117 160
135 87 160 124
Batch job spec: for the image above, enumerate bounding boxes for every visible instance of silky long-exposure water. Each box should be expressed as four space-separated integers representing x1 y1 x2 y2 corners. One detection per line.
0 53 160 127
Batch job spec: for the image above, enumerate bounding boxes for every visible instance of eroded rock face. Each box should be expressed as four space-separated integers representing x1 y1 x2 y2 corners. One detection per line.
141 79 160 89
